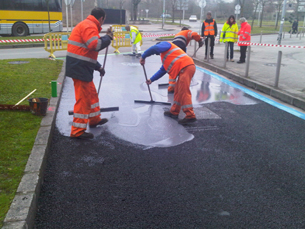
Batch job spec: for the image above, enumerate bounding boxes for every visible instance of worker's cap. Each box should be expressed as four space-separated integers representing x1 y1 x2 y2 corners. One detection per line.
239 17 247 23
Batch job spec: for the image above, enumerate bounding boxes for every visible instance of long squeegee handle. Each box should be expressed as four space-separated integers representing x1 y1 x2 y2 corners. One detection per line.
142 65 153 102
98 46 109 95
68 106 119 115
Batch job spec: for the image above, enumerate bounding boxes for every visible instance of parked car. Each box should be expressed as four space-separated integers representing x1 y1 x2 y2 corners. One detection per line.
189 15 197 22
160 14 171 18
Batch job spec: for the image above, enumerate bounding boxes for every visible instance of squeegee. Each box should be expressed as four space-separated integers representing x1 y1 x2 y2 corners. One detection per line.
134 65 171 106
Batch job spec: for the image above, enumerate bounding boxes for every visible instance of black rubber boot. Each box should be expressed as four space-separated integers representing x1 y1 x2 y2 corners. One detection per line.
178 118 197 125
164 111 178 119
76 132 94 139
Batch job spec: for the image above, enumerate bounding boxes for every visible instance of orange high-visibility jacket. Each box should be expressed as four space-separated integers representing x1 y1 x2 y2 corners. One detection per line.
161 42 194 79
172 30 201 51
238 22 251 46
203 19 215 36
65 15 111 82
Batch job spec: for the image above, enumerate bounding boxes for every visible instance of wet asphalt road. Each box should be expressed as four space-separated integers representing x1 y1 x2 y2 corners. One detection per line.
35 99 305 228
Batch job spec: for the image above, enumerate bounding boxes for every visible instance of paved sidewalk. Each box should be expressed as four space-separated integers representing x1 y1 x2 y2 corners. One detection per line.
187 34 305 103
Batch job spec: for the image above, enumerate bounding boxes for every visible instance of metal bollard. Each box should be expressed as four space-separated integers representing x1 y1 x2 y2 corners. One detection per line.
290 29 292 38
223 42 228 68
274 51 282 88
260 31 263 43
206 38 211 62
245 46 251 78
193 41 197 58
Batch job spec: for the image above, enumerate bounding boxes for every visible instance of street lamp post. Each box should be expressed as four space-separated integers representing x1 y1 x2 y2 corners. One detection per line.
278 0 288 45
64 0 70 32
81 0 85 22
162 0 165 29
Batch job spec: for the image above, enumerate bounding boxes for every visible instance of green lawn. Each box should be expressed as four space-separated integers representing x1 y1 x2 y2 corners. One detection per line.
0 58 63 227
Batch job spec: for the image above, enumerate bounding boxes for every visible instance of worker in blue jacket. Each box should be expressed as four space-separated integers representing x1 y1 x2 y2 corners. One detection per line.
140 41 197 125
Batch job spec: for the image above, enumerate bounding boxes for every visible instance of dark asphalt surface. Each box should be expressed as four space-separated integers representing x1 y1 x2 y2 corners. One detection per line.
35 98 305 228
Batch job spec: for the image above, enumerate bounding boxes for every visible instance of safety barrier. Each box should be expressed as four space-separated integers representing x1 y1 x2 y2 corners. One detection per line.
111 25 143 53
43 32 71 58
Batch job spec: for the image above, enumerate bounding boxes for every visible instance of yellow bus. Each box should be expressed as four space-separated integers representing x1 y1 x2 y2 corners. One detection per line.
0 0 63 36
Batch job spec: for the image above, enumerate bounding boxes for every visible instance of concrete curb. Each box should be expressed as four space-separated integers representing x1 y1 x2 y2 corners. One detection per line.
193 58 305 111
2 60 66 229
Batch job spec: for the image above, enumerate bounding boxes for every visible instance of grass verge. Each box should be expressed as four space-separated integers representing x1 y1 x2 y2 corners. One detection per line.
0 58 63 227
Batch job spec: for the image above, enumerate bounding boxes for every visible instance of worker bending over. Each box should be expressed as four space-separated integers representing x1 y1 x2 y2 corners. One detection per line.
125 25 142 56
166 27 203 93
66 7 113 139
140 41 197 125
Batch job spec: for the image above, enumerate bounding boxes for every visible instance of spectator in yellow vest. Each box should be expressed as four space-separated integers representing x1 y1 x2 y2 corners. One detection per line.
220 15 239 62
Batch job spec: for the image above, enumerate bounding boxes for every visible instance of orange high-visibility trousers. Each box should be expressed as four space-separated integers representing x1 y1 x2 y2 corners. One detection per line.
170 64 196 119
168 73 176 93
71 78 102 137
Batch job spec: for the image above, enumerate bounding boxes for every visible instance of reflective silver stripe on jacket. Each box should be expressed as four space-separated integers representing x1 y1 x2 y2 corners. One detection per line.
91 102 99 109
167 53 187 73
89 110 101 118
67 52 97 64
73 113 89 119
173 35 187 45
72 122 87 128
224 36 237 39
95 39 102 51
86 36 99 47
182 104 193 109
162 47 180 64
245 32 251 35
169 79 176 82
68 40 87 48
174 101 181 106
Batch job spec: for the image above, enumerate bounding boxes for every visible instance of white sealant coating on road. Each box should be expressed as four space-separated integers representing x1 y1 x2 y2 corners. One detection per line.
56 54 256 148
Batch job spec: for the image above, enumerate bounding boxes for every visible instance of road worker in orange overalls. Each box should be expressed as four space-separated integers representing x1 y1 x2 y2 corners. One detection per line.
65 7 113 139
140 41 197 125
167 27 204 93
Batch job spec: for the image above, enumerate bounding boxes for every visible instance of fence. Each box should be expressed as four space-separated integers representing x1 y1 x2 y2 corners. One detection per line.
44 32 70 58
111 25 143 53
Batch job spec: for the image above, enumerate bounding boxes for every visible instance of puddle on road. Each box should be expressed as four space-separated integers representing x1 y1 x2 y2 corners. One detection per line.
191 72 257 106
56 54 256 149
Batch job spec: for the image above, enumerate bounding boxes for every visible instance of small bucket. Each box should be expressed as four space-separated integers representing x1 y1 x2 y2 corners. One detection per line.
28 98 49 116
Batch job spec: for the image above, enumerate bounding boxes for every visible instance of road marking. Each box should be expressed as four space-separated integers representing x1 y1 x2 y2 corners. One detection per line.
196 66 305 120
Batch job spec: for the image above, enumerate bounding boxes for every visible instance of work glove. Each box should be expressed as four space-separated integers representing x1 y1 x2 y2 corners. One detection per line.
198 38 204 48
99 67 105 77
106 27 114 40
